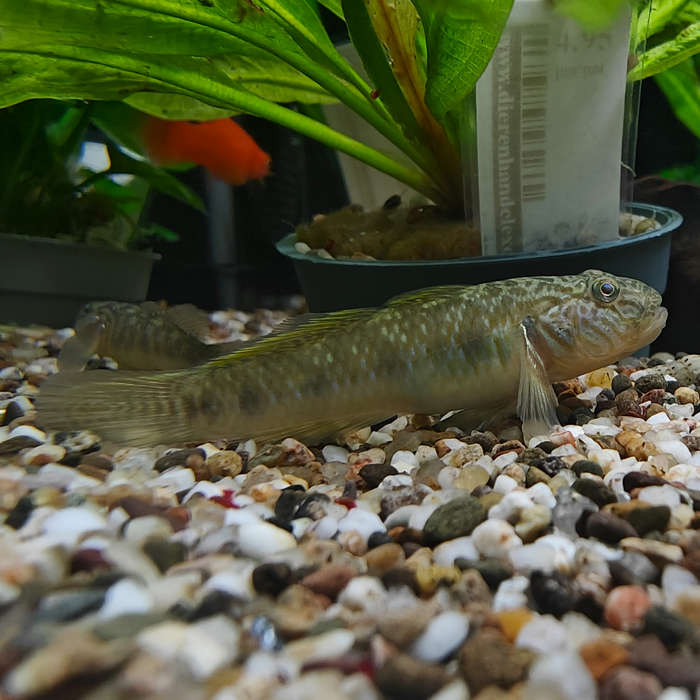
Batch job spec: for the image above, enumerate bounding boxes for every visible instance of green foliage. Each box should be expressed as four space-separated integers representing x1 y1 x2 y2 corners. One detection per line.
0 0 517 209
0 99 203 249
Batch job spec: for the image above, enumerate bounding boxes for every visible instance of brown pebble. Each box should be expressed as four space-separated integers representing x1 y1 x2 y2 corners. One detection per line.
115 496 163 519
206 451 243 478
164 506 190 532
579 637 629 680
70 548 112 574
301 564 355 600
374 652 449 700
683 551 700 580
365 543 405 577
76 464 109 482
599 665 662 700
80 454 114 472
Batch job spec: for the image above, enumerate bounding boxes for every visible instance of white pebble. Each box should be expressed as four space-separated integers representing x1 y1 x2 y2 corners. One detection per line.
526 482 557 509
322 445 349 463
384 505 421 529
522 651 596 700
183 481 224 503
294 242 311 254
416 445 439 463
433 537 479 567
648 411 671 425
123 516 173 547
551 444 579 457
438 466 461 490
662 564 700 608
308 516 338 540
338 576 388 614
638 484 682 509
493 451 518 469
367 431 392 446
42 506 107 547
222 508 261 526
238 522 297 558
146 467 195 492
493 474 519 494
587 449 620 473
410 611 469 663
283 628 355 664
510 535 576 574
203 564 256 601
196 443 220 458
0 581 20 606
472 520 522 558
493 575 530 612
391 450 419 471
516 615 569 654
290 518 314 539
9 425 46 442
426 679 470 700
408 505 439 531
137 620 188 661
337 509 385 541
656 440 692 464
183 615 241 681
21 444 65 466
489 491 533 521
658 689 692 700
99 577 154 620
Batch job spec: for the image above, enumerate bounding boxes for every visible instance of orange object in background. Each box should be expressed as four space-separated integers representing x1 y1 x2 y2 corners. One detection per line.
142 117 271 186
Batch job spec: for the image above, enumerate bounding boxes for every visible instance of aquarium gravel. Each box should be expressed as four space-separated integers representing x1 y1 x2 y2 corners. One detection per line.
2 316 700 700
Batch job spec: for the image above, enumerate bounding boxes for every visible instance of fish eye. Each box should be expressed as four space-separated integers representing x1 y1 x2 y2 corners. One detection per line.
592 279 619 303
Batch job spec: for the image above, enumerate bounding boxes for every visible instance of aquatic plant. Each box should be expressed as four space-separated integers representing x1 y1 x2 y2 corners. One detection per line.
0 0 698 215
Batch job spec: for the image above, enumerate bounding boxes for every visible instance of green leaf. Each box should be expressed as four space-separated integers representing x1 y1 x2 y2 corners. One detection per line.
125 93 238 121
552 0 628 31
212 54 338 103
632 19 700 78
636 0 691 39
412 0 515 120
315 0 344 18
654 59 700 138
341 0 423 142
138 223 180 242
104 141 206 212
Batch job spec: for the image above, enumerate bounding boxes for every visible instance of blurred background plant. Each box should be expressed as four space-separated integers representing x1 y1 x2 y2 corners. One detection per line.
0 99 205 250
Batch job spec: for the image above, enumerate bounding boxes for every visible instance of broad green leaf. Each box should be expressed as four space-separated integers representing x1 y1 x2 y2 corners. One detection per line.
636 0 692 39
552 0 628 31
125 93 237 120
212 54 338 103
139 223 180 242
315 0 344 18
412 0 515 119
654 59 700 138
105 142 206 211
632 19 700 78
341 0 423 142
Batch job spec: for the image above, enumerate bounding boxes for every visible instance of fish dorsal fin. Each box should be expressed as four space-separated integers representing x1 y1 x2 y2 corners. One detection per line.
385 285 466 307
165 304 213 339
515 316 559 442
206 308 374 365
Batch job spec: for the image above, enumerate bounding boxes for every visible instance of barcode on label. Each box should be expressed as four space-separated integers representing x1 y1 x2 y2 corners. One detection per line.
521 28 548 203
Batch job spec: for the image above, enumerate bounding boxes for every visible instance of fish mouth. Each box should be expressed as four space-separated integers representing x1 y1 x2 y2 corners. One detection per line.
639 306 667 344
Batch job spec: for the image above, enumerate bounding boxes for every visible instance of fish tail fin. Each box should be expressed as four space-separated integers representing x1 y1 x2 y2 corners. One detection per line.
36 370 197 447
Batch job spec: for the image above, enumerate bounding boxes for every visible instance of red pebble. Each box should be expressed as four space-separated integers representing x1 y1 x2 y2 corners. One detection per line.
335 497 357 509
210 489 239 508
604 585 652 632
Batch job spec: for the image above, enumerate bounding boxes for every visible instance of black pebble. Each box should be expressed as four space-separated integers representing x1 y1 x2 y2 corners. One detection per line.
367 531 394 549
154 448 206 473
635 372 666 393
612 374 633 395
647 358 666 368
296 493 331 520
571 407 595 425
274 488 303 522
359 463 398 489
266 517 293 533
5 495 34 530
188 590 241 621
666 379 680 394
142 538 187 573
252 562 294 597
623 472 668 491
1 401 25 426
596 388 616 404
572 460 604 477
626 506 671 537
585 511 638 543
644 605 695 650
572 478 617 507
530 455 566 477
535 441 556 454
382 194 402 210
530 570 578 618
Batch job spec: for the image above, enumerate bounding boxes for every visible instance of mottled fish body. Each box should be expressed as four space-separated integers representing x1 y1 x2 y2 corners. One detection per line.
39 271 666 446
57 301 241 371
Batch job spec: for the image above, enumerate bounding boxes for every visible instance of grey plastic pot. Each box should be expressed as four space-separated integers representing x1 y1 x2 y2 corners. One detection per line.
0 233 160 328
277 203 682 313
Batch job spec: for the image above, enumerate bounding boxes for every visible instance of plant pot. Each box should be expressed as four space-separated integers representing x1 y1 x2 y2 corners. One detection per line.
276 203 682 313
0 233 160 328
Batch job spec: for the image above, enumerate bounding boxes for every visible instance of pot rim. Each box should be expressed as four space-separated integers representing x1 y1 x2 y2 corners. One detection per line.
0 231 162 261
277 202 682 267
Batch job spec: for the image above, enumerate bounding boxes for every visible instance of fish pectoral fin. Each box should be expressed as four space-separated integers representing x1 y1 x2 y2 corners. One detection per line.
57 315 103 371
434 401 515 434
515 317 558 442
261 414 393 447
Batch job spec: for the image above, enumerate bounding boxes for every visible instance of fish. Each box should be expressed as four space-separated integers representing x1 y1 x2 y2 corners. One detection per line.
142 116 271 186
57 301 244 371
37 270 667 447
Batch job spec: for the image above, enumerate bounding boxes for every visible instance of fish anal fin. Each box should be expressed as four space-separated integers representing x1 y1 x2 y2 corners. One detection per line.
516 317 558 443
